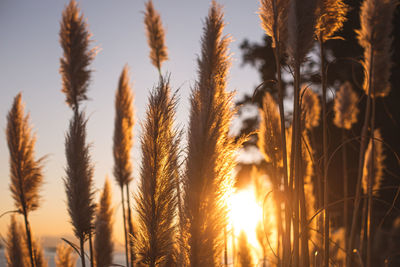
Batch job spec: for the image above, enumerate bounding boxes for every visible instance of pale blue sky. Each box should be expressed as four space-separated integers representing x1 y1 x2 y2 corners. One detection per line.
0 0 263 243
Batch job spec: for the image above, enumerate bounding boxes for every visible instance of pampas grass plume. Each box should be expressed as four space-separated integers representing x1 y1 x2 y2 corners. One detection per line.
259 0 288 49
333 82 359 129
113 65 135 187
287 0 318 63
6 216 28 267
7 93 44 214
64 111 96 240
184 2 242 266
258 92 282 167
362 129 385 196
144 0 168 71
135 77 178 266
32 239 48 267
301 85 321 130
55 243 76 267
315 0 348 42
59 0 96 109
357 0 396 98
95 178 114 267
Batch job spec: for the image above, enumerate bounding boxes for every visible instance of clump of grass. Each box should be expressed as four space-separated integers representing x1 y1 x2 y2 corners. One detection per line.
7 93 44 267
94 178 114 267
55 243 76 267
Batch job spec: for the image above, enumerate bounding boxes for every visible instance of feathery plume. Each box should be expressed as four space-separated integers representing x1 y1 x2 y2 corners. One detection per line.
7 93 44 214
356 0 396 98
237 231 254 267
135 77 179 267
315 0 348 42
287 0 318 63
113 66 135 188
184 2 241 266
258 92 282 167
32 239 47 267
55 243 76 267
301 85 321 130
362 129 385 196
144 0 168 71
94 178 114 267
113 65 135 267
64 111 96 242
59 0 96 109
6 216 28 267
259 0 289 50
333 82 359 129
7 93 44 267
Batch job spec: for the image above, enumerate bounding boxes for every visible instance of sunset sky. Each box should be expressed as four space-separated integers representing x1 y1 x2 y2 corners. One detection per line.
0 0 263 245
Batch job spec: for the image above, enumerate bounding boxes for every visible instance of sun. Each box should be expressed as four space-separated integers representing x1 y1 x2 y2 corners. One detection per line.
228 185 263 247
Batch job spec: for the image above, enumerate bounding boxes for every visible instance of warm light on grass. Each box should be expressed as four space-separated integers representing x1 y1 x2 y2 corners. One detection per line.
229 186 263 247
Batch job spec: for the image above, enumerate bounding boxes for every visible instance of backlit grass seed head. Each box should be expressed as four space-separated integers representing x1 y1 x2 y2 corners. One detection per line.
7 93 44 214
6 216 28 267
287 0 318 63
59 0 96 109
55 243 76 267
144 0 168 71
258 92 282 167
135 77 178 266
315 0 348 42
113 66 135 187
259 0 289 49
301 85 321 130
64 111 96 240
95 178 114 267
357 0 396 98
333 82 359 130
362 129 385 196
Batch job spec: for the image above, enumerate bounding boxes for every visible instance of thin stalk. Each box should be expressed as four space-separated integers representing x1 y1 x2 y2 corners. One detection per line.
366 95 376 267
292 62 301 267
272 168 283 267
343 129 348 247
273 40 291 267
359 194 367 255
121 186 130 267
224 226 228 267
89 231 94 267
319 38 329 267
126 185 135 267
299 161 310 267
347 47 374 267
22 210 35 267
80 236 86 267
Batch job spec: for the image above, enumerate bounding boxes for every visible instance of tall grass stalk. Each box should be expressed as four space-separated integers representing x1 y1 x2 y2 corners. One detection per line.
315 0 348 265
237 231 254 267
59 2 97 266
347 0 395 266
259 0 290 264
333 81 359 247
287 0 317 265
113 65 135 267
7 93 44 267
184 2 242 266
135 77 179 267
